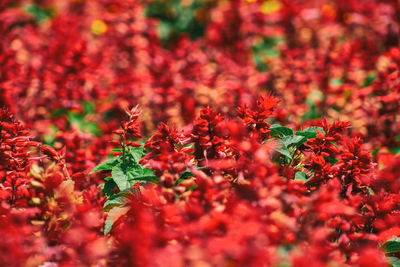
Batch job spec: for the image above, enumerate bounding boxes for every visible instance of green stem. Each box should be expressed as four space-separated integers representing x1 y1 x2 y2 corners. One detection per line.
121 129 128 166
289 146 299 166
63 164 71 180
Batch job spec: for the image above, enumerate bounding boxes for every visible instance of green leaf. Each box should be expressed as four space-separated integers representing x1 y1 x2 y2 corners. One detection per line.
176 7 194 31
50 104 101 136
294 172 307 182
251 37 283 72
128 146 144 163
301 105 322 120
270 124 294 137
82 101 95 114
175 178 186 186
68 112 101 136
281 135 306 147
301 91 324 121
146 0 205 43
383 238 400 254
179 169 194 179
363 73 377 87
388 147 400 155
329 78 343 87
25 4 54 22
388 257 400 267
103 197 125 212
366 186 374 195
43 125 58 145
325 157 339 165
68 112 84 128
103 188 137 211
126 164 143 179
276 143 292 160
132 174 159 183
90 157 120 174
158 21 174 43
84 122 101 136
104 206 130 235
102 179 117 197
277 245 293 256
142 167 155 175
112 164 130 191
145 1 169 19
127 167 159 183
296 127 326 139
51 108 68 118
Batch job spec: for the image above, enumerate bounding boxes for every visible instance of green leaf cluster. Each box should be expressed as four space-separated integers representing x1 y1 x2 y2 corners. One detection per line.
388 257 400 267
51 101 101 136
92 146 159 194
145 0 205 44
24 4 55 22
382 238 400 267
43 125 58 145
301 90 323 121
271 124 325 163
252 37 283 72
383 238 400 254
91 144 159 235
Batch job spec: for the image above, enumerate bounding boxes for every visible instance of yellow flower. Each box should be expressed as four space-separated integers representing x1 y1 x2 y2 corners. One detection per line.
260 0 282 14
91 19 107 35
